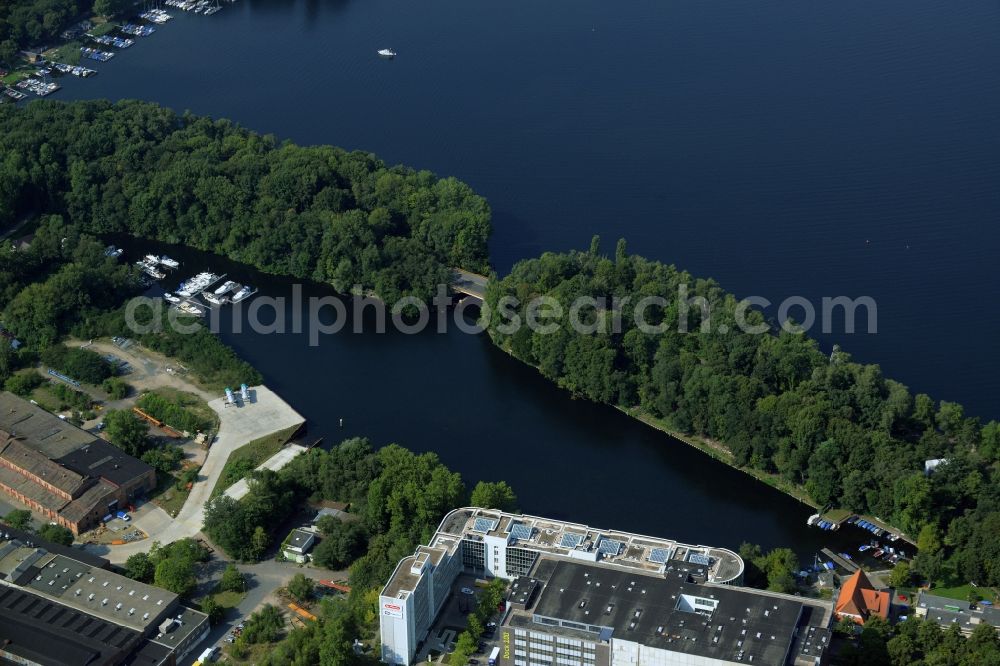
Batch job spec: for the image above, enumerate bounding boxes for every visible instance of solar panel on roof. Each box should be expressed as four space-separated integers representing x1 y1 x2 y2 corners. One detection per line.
509 523 532 541
559 533 583 549
688 553 712 566
472 518 498 533
648 547 671 564
598 538 622 555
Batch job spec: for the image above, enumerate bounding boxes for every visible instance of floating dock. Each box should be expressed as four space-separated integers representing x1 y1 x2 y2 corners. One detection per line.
820 548 859 573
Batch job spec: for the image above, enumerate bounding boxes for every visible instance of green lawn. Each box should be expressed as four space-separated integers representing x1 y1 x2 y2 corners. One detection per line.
150 470 193 518
927 582 993 603
212 589 245 609
928 583 974 602
211 424 302 497
823 508 853 523
47 41 82 66
88 22 118 37
2 69 28 85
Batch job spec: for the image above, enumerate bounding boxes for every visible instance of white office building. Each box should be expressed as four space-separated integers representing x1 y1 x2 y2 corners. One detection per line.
379 508 832 666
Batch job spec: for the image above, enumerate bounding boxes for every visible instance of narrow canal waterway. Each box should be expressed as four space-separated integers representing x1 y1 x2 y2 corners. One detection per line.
122 236 882 558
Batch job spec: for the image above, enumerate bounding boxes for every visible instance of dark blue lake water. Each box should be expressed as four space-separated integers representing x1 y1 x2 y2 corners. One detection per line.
62 0 1000 553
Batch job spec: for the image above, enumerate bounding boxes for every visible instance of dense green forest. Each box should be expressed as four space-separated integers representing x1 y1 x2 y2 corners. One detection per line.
0 217 261 390
0 0 87 63
485 239 1000 589
0 216 138 347
0 100 491 302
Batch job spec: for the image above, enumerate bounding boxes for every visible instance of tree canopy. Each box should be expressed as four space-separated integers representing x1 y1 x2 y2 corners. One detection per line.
102 408 150 457
470 480 518 512
486 238 1000 587
0 0 88 63
0 100 491 304
36 523 73 545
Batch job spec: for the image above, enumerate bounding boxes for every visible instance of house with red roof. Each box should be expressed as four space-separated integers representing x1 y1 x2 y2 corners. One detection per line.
835 569 891 624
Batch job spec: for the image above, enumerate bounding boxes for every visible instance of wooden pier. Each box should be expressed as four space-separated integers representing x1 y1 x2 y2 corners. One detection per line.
820 547 859 573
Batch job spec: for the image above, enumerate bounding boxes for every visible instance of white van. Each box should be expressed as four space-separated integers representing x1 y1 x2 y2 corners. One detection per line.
198 646 220 662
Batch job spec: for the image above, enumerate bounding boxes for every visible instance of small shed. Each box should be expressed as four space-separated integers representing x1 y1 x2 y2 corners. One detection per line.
283 528 317 563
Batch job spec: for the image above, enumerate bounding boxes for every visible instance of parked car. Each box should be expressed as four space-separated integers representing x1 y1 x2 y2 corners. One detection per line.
461 587 475 595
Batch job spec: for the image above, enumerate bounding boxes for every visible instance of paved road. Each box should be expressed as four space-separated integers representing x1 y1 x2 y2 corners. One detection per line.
451 269 489 299
86 386 304 563
186 559 348 666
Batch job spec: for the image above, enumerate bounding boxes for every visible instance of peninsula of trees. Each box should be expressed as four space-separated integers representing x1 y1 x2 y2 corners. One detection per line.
0 100 492 303
485 239 1000 589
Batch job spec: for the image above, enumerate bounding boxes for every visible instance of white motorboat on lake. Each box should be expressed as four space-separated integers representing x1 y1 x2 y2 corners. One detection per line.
177 271 219 296
174 302 204 317
163 293 181 304
231 285 255 303
214 280 237 295
136 258 165 280
378 48 396 58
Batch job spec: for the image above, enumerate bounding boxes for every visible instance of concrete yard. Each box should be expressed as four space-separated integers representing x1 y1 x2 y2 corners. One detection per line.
86 385 304 563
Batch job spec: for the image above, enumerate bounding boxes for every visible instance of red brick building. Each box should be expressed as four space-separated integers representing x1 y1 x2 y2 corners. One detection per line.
0 392 156 534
